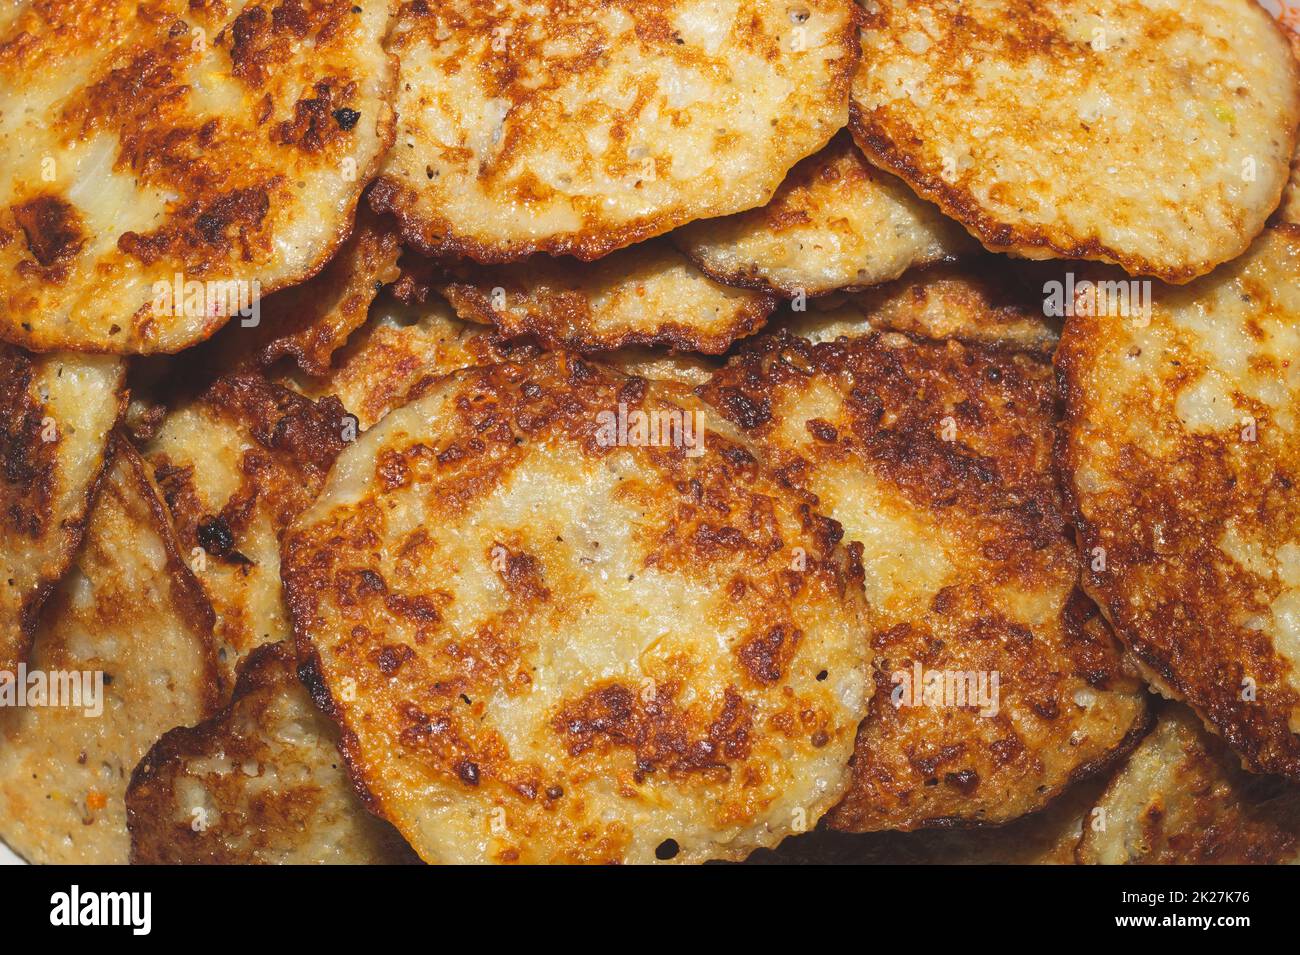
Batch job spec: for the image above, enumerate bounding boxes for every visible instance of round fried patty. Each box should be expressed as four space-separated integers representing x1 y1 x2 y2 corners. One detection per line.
284 352 871 863
1058 224 1300 779
851 0 1299 283
0 0 396 352
699 330 1148 830
370 0 859 262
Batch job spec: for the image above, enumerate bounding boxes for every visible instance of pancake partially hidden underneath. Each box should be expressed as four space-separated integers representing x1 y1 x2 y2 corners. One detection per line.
284 352 871 863
434 240 775 354
1 348 123 673
0 0 396 352
782 263 1059 351
144 374 351 688
1078 705 1300 864
1058 224 1300 780
0 439 219 864
699 331 1148 831
128 641 417 865
851 0 1300 282
675 132 972 298
370 0 859 261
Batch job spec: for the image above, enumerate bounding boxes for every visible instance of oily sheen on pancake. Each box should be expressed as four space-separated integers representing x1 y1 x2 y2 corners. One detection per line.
699 331 1148 830
370 0 859 262
127 641 418 864
1058 224 1300 780
0 0 396 353
283 353 871 863
0 439 219 864
851 0 1300 282
1 347 123 674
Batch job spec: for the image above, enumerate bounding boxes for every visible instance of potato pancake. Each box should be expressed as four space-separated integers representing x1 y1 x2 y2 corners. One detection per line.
283 352 871 863
1 348 123 674
370 0 859 262
143 373 351 689
699 331 1148 830
254 209 402 377
675 132 972 298
750 774 1110 863
1279 12 1300 225
0 0 396 353
435 239 775 354
1078 705 1300 864
0 438 219 864
782 263 1059 350
1058 224 1300 780
128 641 417 864
851 0 1300 283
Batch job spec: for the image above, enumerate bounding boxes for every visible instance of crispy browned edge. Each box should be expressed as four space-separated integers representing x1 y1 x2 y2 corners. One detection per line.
437 277 776 355
0 40 399 356
696 328 1150 832
889 706 1154 834
15 372 128 649
1053 228 1300 780
368 3 863 264
126 640 416 864
674 133 974 299
847 2 1300 285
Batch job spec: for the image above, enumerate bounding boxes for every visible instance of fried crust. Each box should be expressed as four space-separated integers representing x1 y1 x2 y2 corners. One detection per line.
674 131 973 298
850 0 1300 283
699 330 1148 830
127 641 418 864
434 239 775 354
1057 224 1300 779
782 262 1060 351
1078 704 1300 864
0 0 397 353
143 372 351 688
370 0 859 262
0 437 220 864
1 347 124 672
284 352 872 863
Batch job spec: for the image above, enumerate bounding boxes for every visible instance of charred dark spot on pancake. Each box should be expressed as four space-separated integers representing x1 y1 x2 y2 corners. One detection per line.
277 79 360 152
376 643 416 675
12 195 85 268
0 346 54 539
737 624 801 685
493 546 550 604
554 681 753 783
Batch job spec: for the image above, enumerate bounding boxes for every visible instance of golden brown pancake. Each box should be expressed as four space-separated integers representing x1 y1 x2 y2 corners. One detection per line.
434 239 775 354
851 0 1299 283
128 641 418 864
1058 224 1300 780
0 0 396 352
1078 704 1300 864
284 352 872 863
1 348 123 674
370 0 859 261
699 330 1148 831
675 131 973 298
143 373 351 689
0 438 219 863
781 262 1059 350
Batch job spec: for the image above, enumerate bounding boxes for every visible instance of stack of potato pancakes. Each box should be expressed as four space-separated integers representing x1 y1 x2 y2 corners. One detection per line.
1 0 1298 865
